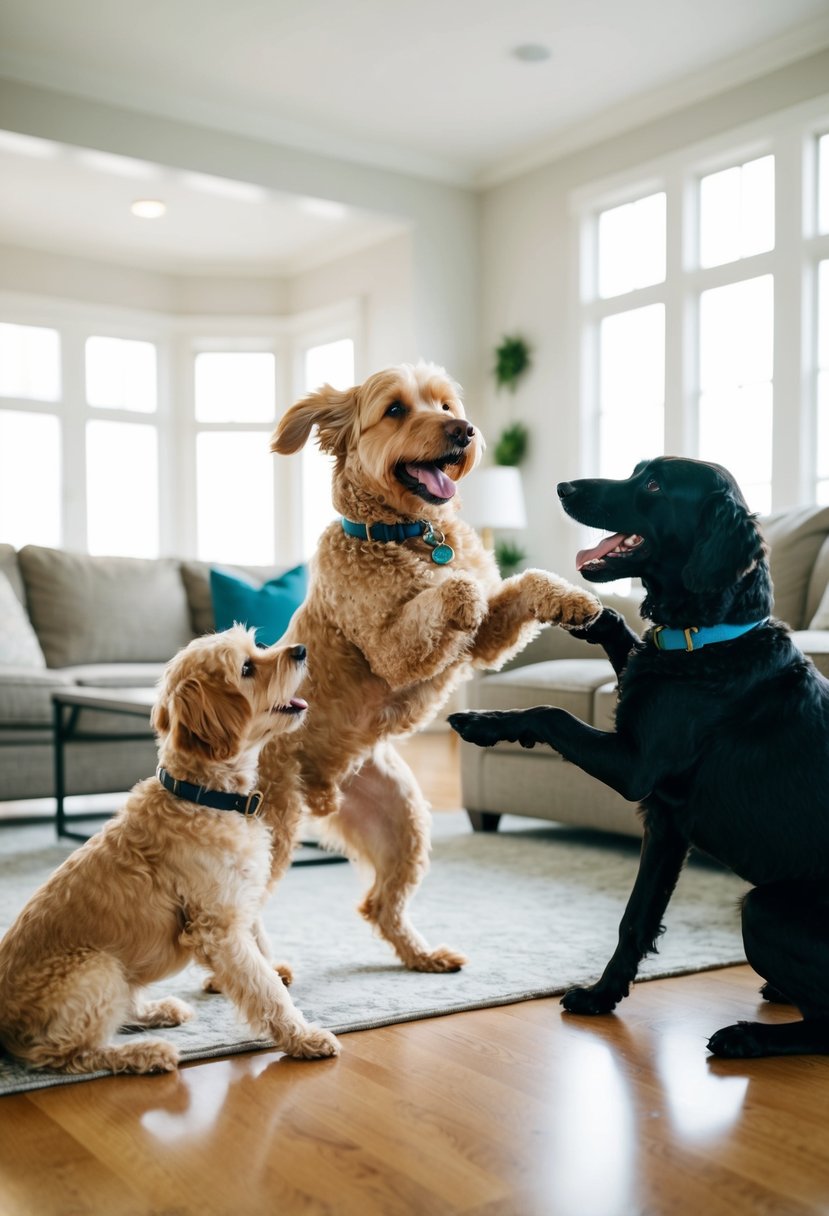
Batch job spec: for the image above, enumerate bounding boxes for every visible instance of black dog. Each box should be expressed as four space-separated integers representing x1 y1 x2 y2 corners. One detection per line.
450 456 829 1058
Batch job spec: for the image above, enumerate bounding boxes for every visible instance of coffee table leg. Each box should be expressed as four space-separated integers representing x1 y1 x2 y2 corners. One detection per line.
53 698 66 838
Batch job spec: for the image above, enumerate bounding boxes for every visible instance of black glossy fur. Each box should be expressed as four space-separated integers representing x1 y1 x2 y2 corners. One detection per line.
450 457 829 1058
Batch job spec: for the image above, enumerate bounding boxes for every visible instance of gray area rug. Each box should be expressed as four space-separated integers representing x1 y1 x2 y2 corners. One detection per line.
0 813 748 1094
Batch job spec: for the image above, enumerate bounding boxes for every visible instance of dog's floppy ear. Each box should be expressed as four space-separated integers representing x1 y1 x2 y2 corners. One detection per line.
169 677 252 761
271 385 358 457
682 490 764 593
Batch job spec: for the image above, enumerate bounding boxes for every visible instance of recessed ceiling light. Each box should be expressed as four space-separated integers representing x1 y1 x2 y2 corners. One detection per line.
512 43 552 63
131 199 166 219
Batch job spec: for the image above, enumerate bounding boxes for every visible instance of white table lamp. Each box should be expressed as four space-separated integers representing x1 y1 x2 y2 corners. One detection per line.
460 466 527 548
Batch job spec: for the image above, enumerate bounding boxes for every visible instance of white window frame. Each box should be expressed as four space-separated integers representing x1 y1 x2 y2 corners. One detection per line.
0 292 362 563
573 93 829 512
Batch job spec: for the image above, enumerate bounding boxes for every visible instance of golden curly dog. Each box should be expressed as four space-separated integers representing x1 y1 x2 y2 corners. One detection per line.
253 361 601 973
0 628 339 1075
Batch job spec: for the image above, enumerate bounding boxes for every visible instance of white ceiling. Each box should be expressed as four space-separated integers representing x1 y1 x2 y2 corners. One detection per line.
1 0 828 275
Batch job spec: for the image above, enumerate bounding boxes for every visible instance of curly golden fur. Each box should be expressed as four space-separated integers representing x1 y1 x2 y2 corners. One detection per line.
0 628 339 1075
255 361 601 972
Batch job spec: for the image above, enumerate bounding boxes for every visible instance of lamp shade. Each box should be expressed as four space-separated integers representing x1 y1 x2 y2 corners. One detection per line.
460 466 527 531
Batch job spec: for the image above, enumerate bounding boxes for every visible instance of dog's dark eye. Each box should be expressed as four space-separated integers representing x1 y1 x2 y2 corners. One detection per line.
442 402 451 412
385 401 406 418
646 478 660 493
241 659 256 678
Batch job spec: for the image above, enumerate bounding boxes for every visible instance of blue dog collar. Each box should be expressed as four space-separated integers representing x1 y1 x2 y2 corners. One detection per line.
341 516 455 564
651 618 768 652
341 517 427 543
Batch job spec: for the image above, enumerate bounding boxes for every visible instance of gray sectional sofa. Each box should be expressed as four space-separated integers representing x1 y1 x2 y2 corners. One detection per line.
459 504 829 837
0 544 277 804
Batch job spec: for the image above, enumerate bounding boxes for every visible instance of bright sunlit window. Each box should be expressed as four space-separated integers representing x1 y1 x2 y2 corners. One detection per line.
699 155 775 268
818 133 829 235
196 431 275 564
86 336 157 412
598 305 665 479
194 351 275 423
698 276 774 513
597 192 666 299
86 420 159 557
300 338 354 557
0 410 61 548
817 260 829 504
0 322 61 401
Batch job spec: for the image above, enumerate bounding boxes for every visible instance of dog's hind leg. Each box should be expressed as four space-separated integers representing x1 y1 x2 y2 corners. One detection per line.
125 994 194 1029
709 882 829 1058
324 743 466 973
12 952 179 1075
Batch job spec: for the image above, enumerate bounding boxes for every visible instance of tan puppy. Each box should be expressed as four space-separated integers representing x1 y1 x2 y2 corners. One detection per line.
255 361 600 973
0 627 339 1075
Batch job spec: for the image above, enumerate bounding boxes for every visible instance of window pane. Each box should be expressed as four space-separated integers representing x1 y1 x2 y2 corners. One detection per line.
86 337 157 413
598 305 665 478
598 193 666 299
699 276 773 391
195 352 275 423
698 276 773 513
0 323 60 401
699 155 774 268
818 259 829 371
819 133 829 236
0 410 61 547
301 339 354 557
197 432 273 564
817 371 829 485
86 421 159 557
817 263 829 489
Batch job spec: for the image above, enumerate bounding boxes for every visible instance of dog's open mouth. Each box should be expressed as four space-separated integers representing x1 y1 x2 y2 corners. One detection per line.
576 532 645 572
395 452 462 503
273 697 308 715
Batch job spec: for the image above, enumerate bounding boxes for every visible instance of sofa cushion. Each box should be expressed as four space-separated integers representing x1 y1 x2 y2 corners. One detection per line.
210 564 307 645
0 666 75 726
762 506 829 629
18 545 193 668
0 571 46 668
472 658 616 722
791 631 829 679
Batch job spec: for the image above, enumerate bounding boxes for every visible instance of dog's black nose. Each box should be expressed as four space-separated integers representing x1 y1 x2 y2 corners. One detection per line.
445 420 475 447
557 482 576 498
290 645 307 663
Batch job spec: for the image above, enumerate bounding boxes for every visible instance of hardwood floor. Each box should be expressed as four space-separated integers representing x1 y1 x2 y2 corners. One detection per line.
3 732 829 1216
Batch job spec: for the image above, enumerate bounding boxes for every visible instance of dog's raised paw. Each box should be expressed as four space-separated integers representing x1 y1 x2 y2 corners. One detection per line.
442 575 488 632
557 587 603 629
448 711 509 748
274 961 294 986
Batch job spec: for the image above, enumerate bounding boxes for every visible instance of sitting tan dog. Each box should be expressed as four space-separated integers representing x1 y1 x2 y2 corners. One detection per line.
0 628 339 1075
254 361 600 973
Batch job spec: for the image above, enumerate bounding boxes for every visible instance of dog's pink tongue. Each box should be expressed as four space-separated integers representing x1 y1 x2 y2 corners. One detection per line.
405 462 456 500
576 532 626 571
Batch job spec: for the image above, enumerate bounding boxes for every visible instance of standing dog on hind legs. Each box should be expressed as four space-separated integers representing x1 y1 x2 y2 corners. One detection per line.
255 361 600 973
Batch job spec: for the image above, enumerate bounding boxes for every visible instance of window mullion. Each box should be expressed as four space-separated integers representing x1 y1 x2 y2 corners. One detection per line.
61 322 88 552
664 167 687 457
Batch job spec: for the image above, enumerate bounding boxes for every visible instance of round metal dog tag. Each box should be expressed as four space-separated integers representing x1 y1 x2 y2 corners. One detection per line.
430 544 454 564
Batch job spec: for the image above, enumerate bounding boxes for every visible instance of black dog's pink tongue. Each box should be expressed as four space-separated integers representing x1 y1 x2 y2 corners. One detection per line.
405 462 456 499
576 532 627 571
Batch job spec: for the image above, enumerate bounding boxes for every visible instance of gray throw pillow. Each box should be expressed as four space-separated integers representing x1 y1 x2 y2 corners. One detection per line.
0 570 46 667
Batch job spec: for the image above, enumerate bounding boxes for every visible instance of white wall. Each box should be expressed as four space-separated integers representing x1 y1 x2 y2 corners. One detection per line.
480 48 829 578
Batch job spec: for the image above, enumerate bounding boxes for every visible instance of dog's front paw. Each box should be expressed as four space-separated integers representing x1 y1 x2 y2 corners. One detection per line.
283 1025 340 1059
560 984 622 1016
449 710 516 748
707 1021 769 1058
442 575 488 632
555 585 603 629
274 961 294 986
565 606 625 643
408 945 467 973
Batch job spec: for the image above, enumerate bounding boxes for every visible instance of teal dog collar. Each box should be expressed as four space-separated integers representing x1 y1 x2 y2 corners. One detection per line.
341 516 454 564
651 618 768 652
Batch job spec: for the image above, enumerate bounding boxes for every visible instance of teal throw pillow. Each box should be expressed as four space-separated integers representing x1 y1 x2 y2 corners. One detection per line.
209 565 307 646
